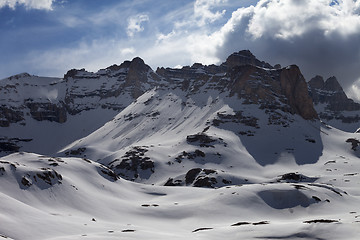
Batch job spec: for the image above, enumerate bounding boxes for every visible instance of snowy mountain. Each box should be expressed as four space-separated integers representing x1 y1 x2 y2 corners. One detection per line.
0 57 158 155
1 50 360 239
60 54 321 186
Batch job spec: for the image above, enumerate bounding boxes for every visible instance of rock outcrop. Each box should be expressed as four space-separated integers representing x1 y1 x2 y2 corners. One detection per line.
308 75 360 130
26 102 67 123
125 57 154 98
280 65 318 120
309 76 360 112
226 64 318 120
0 106 24 127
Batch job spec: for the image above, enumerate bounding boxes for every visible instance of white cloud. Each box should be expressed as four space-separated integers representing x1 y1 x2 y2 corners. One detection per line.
0 0 54 10
25 39 141 77
194 0 227 26
242 0 360 40
60 15 84 28
348 79 360 101
120 47 135 56
156 30 176 43
127 14 149 37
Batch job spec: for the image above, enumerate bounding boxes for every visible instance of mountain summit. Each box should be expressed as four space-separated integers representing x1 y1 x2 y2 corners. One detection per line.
223 50 273 69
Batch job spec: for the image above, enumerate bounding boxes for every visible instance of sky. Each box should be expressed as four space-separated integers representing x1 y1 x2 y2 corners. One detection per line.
1 0 360 100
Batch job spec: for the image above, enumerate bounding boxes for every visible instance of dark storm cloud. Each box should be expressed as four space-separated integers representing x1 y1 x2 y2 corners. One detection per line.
214 0 360 92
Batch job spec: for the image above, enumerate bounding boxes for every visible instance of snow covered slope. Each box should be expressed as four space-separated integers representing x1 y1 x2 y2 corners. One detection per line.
1 50 360 239
1 127 360 239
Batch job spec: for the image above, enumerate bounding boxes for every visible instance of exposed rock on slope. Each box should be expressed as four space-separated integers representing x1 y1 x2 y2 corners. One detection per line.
0 105 24 127
280 65 318 120
26 102 67 123
308 75 360 131
227 64 318 120
309 76 360 111
125 57 155 98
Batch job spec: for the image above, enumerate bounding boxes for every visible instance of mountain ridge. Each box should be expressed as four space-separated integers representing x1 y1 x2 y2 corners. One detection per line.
1 50 359 156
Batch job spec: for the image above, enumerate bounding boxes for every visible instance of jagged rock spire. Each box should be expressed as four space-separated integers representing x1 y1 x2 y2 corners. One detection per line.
308 75 360 112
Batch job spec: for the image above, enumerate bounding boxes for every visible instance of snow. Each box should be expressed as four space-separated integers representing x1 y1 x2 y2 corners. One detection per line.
1 66 360 239
1 141 359 239
313 102 360 132
0 75 65 106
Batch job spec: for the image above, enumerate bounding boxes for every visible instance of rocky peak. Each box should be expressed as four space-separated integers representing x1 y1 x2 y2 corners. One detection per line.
105 64 123 72
157 53 318 121
308 75 324 89
223 50 273 69
7 72 32 80
63 68 87 80
308 75 352 108
126 57 150 78
119 60 131 69
127 57 150 74
191 63 204 68
125 57 153 98
279 65 318 120
101 60 132 74
323 76 343 92
308 75 360 127
309 76 344 93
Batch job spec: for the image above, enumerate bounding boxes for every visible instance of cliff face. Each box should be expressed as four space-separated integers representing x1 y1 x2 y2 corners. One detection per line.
225 52 317 120
226 64 317 120
124 57 153 98
0 106 24 127
156 56 319 127
280 65 318 120
26 102 67 123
